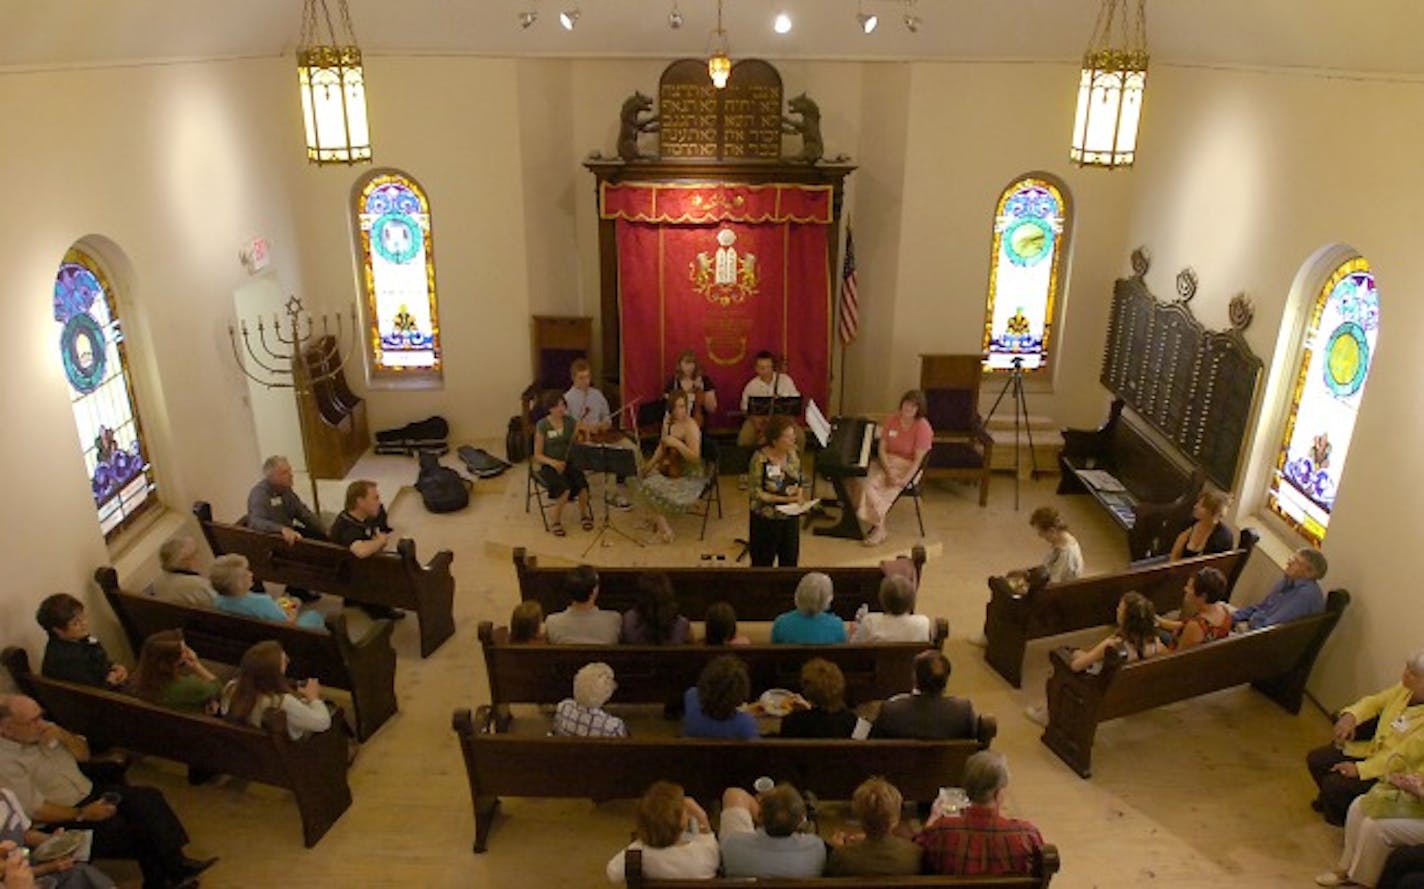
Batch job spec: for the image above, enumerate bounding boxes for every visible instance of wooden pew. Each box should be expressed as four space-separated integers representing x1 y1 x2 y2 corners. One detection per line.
96 566 397 741
513 544 927 622
1040 589 1349 778
983 529 1258 688
2 647 351 847
625 846 1061 889
477 619 948 727
452 705 996 853
194 501 456 657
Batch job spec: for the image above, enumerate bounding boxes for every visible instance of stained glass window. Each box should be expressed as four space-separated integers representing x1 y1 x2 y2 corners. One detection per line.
1266 255 1380 544
54 247 157 538
981 176 1071 371
355 171 441 378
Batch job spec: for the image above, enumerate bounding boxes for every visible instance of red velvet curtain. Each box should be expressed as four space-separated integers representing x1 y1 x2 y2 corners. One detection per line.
604 182 833 424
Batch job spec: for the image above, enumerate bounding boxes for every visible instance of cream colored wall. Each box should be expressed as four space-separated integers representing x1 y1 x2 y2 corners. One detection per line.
1122 64 1424 711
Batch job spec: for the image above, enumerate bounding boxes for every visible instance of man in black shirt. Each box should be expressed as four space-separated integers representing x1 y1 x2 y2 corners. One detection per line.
329 480 404 621
871 651 977 740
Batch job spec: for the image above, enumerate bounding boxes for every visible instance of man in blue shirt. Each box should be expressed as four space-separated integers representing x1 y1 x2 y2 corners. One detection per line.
719 783 827 878
564 359 632 510
1233 547 1327 630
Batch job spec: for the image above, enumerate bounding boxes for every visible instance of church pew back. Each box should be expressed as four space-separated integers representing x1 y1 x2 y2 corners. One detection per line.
983 529 1258 688
1040 589 1349 778
451 705 996 853
96 566 398 741
513 544 927 622
1 647 351 847
194 500 456 657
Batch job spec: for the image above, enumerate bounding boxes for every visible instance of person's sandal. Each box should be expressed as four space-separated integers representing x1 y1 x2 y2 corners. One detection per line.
581 513 595 531
551 522 566 537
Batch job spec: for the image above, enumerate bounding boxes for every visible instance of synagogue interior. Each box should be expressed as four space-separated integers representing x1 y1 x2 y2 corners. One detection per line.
2 1 1423 887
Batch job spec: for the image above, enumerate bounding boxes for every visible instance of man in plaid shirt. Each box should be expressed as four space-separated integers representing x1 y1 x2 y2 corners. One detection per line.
916 751 1044 877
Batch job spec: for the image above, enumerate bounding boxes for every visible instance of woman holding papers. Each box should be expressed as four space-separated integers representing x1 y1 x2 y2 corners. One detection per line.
747 415 805 566
851 390 934 546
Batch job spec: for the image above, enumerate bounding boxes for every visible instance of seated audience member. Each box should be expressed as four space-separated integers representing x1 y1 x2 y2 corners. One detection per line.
1071 591 1161 672
873 651 976 740
1234 546 1328 630
917 751 1044 877
826 777 923 877
553 662 627 738
605 781 718 883
1318 769 1424 888
130 630 221 714
771 573 847 644
152 536 219 608
0 786 116 889
1029 507 1083 583
1307 649 1424 827
508 601 545 643
682 655 758 740
534 391 593 536
245 454 325 602
718 783 826 879
35 595 127 690
327 480 404 621
1156 567 1231 651
1169 489 1234 561
703 602 750 646
545 565 621 645
851 389 934 546
220 640 331 741
0 695 216 889
780 659 857 739
210 554 327 632
851 575 932 643
621 573 690 645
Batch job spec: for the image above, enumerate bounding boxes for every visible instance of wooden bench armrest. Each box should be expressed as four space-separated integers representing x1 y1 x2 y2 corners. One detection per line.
976 713 998 748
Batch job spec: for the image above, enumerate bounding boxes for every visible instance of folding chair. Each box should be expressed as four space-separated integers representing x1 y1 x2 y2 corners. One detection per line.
525 459 554 531
888 450 931 537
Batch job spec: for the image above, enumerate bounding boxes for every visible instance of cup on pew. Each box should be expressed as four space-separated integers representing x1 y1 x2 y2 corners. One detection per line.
753 776 774 796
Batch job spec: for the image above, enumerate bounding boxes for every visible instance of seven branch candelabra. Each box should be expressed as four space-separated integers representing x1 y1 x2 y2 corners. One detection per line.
227 295 359 392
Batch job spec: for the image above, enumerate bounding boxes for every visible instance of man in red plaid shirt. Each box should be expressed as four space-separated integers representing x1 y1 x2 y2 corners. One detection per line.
916 751 1045 877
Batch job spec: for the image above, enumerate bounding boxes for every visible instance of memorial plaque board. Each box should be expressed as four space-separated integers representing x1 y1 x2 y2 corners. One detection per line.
658 59 783 160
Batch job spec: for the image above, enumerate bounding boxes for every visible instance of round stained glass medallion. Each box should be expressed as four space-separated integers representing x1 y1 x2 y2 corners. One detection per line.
1005 218 1053 267
61 312 107 393
372 213 423 265
1324 321 1369 397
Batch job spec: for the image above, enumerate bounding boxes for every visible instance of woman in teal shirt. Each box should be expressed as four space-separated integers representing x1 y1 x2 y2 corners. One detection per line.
210 553 328 631
771 572 847 644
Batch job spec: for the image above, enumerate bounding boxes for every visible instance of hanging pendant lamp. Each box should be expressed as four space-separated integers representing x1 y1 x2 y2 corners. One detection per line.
297 0 372 165
1070 0 1149 169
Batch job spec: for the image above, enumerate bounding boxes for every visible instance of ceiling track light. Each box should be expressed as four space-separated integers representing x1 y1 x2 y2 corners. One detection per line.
857 11 878 34
774 12 792 34
518 9 538 28
902 0 920 32
668 1 683 29
559 7 580 30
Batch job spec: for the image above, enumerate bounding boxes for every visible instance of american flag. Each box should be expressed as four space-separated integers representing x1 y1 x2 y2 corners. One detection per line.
839 227 860 345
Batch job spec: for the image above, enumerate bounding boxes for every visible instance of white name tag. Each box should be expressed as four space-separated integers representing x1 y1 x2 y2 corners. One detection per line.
547 428 561 439
269 496 283 506
888 429 900 438
1393 715 1412 734
767 464 783 480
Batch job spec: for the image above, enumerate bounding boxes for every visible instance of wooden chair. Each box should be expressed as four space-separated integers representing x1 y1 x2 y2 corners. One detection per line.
919 354 993 507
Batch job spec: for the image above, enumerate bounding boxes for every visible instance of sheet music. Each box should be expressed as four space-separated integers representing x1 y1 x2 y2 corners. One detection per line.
776 498 822 516
1077 469 1126 492
805 400 831 449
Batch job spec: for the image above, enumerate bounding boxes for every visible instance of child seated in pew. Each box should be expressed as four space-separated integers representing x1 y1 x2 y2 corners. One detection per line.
552 662 628 738
35 593 128 690
508 601 544 643
703 602 749 646
1025 591 1161 725
210 554 327 632
220 640 332 741
130 629 222 714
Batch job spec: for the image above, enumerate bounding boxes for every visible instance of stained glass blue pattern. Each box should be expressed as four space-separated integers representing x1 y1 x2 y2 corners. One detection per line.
357 173 441 373
982 177 1069 371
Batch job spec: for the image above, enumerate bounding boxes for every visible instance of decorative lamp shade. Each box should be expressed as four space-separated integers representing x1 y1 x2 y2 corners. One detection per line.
1069 48 1147 168
708 51 732 89
298 45 371 165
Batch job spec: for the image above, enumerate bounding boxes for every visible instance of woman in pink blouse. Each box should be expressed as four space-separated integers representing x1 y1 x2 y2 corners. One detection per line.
853 390 934 546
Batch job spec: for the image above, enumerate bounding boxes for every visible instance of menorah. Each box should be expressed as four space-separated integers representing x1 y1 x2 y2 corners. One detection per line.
227 294 359 391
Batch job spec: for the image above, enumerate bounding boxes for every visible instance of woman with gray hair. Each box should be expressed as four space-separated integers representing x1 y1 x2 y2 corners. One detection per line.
211 554 327 631
771 572 847 644
1308 648 1424 828
552 662 627 737
916 751 1045 877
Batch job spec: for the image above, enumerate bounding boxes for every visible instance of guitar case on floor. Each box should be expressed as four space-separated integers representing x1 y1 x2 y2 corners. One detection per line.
374 416 450 456
415 450 470 513
457 445 511 479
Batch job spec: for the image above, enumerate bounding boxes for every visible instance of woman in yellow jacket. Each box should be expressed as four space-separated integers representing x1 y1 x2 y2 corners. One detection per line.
1307 650 1424 826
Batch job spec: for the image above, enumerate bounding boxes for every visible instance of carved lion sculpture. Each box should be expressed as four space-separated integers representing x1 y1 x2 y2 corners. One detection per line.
782 93 824 163
618 91 661 161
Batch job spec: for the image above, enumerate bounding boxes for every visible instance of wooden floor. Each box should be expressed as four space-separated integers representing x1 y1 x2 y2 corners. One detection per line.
117 451 1340 888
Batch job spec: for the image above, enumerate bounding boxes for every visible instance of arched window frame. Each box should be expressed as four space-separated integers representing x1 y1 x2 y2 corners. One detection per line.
981 173 1073 375
54 245 158 540
1264 254 1380 545
353 169 443 386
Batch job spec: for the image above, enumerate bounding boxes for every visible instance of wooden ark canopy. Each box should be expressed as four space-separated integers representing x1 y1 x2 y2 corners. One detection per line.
1099 249 1263 491
584 58 854 408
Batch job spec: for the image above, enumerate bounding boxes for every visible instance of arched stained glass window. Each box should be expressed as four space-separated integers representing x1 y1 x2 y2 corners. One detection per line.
355 170 441 380
54 247 156 538
982 175 1071 372
1267 255 1380 544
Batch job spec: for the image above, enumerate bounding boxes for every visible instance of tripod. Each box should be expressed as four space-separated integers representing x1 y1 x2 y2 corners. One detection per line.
984 356 1040 510
572 441 644 556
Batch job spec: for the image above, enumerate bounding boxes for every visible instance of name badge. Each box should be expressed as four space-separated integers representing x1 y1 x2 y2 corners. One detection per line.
767 464 784 480
269 496 283 507
888 429 899 438
1393 715 1412 734
547 428 561 439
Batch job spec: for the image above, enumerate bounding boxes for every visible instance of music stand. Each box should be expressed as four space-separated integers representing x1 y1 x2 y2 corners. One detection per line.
746 395 804 420
571 440 644 555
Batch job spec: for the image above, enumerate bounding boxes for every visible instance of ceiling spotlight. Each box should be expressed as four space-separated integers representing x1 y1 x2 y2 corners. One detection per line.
559 7 580 30
903 13 920 32
518 9 537 28
668 1 684 29
774 12 792 34
857 12 878 34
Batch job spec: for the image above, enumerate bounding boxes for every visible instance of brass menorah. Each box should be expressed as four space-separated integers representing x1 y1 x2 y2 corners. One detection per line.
227 295 359 391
